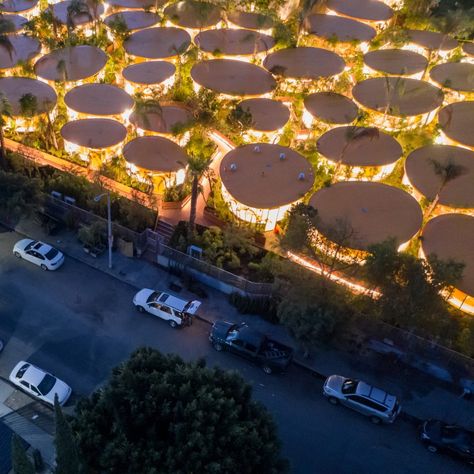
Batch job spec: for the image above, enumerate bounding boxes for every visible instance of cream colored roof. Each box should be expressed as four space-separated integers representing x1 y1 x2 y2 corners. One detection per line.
65 84 133 116
195 28 274 56
406 29 457 51
238 98 290 132
124 27 191 59
364 49 427 75
104 0 164 9
463 42 474 57
430 62 474 93
122 61 175 85
123 136 188 173
105 11 160 31
304 92 358 124
52 0 103 26
352 77 444 116
263 47 344 79
305 13 376 42
34 45 107 82
1 14 27 32
61 118 126 149
317 126 402 166
0 35 40 69
438 101 474 149
0 77 57 116
422 214 474 296
164 1 221 29
309 182 422 250
227 11 273 30
327 0 393 22
130 104 192 133
405 144 474 208
220 143 314 209
191 59 276 96
0 0 38 13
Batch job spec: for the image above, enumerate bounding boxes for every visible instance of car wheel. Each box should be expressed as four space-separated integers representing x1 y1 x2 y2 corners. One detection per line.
40 264 48 271
14 251 21 258
370 416 382 425
328 397 339 405
427 445 438 453
135 305 145 313
169 320 178 328
262 365 273 375
212 342 224 352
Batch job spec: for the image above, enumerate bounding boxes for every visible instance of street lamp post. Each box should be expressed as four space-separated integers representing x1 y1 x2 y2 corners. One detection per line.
94 192 112 269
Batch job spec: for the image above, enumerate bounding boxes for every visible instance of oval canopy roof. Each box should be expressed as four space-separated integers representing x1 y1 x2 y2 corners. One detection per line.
130 104 193 134
238 98 290 132
327 0 393 22
438 101 474 149
406 29 458 51
309 181 422 250
305 13 376 42
105 11 160 31
122 61 176 85
0 35 40 69
0 0 38 13
164 1 221 29
61 118 127 149
52 0 103 26
364 49 427 75
304 92 358 124
430 62 474 93
227 11 273 30
104 0 165 9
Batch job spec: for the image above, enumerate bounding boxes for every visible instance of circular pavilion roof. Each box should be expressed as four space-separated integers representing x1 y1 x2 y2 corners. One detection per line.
430 62 474 93
164 1 221 29
304 92 358 124
305 13 376 42
0 0 38 13
263 47 344 79
122 60 176 85
191 59 276 96
463 42 474 57
64 84 133 116
438 102 474 149
0 77 57 116
124 27 191 59
34 45 107 82
309 182 422 250
105 11 160 31
364 49 427 75
327 0 393 22
61 119 127 149
130 103 193 133
227 11 273 30
352 77 444 117
0 35 40 69
405 145 474 208
406 29 458 51
1 14 27 32
317 126 402 167
422 214 474 296
123 136 188 173
195 29 274 56
238 98 290 132
52 0 104 26
220 143 314 209
104 0 165 9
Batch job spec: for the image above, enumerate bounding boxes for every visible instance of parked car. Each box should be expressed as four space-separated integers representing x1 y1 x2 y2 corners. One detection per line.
133 289 201 328
9 361 72 406
420 419 474 464
209 321 294 374
323 375 401 424
13 239 64 271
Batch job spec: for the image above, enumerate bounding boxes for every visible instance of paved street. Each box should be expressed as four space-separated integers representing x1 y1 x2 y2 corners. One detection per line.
0 227 472 474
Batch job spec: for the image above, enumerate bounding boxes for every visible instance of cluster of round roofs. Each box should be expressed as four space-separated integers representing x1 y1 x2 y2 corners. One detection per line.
0 0 474 299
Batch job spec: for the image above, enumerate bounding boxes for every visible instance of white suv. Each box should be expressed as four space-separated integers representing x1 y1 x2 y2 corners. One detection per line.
133 289 201 328
323 375 401 424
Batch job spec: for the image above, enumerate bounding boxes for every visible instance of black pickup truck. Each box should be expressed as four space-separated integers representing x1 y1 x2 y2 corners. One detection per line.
209 321 293 374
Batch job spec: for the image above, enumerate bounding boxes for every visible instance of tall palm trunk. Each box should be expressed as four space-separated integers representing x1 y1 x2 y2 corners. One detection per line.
189 174 199 231
0 126 7 170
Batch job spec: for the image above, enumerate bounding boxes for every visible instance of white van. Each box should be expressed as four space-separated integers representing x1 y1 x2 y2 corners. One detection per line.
133 289 201 328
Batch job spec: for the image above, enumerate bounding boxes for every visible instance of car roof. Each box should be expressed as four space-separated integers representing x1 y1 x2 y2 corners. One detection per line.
357 382 397 408
238 325 265 347
156 292 194 312
33 241 52 255
23 364 47 386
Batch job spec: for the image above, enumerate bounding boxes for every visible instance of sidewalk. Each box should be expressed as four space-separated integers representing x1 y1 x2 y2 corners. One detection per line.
12 217 474 429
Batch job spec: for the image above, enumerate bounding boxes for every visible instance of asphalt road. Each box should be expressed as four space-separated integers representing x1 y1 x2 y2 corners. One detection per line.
0 228 471 474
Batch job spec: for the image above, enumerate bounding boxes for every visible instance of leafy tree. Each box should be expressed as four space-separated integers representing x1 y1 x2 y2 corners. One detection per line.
73 348 288 474
54 396 81 474
0 92 12 169
18 93 38 118
0 16 15 60
11 434 34 474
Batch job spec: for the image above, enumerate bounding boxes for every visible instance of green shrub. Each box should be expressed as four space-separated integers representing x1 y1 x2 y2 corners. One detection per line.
229 292 279 323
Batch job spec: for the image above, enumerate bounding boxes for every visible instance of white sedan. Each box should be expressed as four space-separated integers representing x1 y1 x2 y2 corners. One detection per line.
13 239 64 271
9 361 72 406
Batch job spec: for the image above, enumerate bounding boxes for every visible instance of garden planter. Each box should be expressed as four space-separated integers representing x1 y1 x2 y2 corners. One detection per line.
161 193 191 210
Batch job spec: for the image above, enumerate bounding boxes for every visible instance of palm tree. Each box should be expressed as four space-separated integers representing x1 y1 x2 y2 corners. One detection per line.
19 93 38 118
133 92 164 131
66 0 92 38
0 92 12 169
0 15 15 60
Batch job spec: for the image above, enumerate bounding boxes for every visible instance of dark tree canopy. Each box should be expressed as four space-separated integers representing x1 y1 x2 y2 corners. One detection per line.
73 348 288 474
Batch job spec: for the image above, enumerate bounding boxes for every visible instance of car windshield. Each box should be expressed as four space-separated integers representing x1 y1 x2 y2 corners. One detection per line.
45 248 58 260
15 364 30 379
342 379 359 394
37 374 56 396
146 292 159 304
24 241 36 251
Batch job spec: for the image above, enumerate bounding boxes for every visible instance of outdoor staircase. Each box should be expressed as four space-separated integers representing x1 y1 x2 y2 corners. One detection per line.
155 220 175 245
